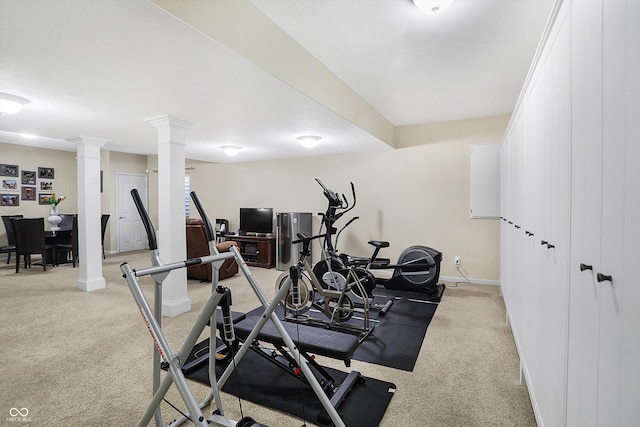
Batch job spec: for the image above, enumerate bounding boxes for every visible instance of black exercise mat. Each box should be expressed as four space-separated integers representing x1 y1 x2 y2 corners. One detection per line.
373 283 446 303
353 291 440 371
183 341 396 427
239 286 442 371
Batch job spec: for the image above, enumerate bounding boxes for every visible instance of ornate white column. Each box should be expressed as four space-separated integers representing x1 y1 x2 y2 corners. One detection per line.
69 136 109 292
145 115 194 317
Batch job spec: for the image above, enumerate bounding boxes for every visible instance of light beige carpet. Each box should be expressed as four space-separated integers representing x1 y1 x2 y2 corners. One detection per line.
0 251 535 426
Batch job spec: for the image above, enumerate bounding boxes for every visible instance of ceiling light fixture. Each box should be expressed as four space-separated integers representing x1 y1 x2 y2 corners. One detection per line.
221 145 242 157
297 135 321 148
0 93 29 115
413 0 453 14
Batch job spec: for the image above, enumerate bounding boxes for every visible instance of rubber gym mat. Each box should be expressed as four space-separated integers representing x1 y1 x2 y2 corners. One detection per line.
183 341 396 427
353 293 440 371
239 287 442 371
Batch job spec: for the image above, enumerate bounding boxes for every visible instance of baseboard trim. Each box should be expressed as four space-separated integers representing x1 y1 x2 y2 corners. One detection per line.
440 275 500 286
372 270 499 286
77 276 106 292
162 297 192 318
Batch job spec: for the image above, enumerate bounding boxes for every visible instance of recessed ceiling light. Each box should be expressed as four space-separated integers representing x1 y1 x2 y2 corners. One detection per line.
20 133 37 139
0 93 29 115
297 135 321 148
413 0 454 14
221 145 242 156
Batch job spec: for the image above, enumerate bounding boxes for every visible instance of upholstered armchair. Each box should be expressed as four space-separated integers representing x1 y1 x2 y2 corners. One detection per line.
185 218 238 281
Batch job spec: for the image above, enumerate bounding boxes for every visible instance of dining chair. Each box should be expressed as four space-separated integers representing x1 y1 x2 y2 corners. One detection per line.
101 214 110 259
56 215 78 267
1 214 23 264
58 214 76 231
12 217 56 273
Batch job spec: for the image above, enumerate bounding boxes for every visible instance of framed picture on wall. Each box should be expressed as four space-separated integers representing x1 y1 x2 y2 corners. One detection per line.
1 179 18 190
39 193 55 205
38 167 55 179
22 170 36 185
39 180 54 191
0 164 18 177
1 194 19 206
21 186 36 201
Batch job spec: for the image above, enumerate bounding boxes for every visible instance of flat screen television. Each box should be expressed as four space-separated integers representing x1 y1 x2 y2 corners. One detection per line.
239 208 273 235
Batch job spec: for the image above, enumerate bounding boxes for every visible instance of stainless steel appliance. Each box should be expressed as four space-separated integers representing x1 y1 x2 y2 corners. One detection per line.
276 212 312 271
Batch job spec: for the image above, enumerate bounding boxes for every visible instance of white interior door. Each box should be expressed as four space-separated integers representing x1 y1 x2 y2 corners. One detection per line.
117 173 148 252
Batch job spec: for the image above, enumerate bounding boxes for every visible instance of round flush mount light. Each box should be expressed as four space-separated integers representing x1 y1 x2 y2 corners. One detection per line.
0 93 29 115
297 135 321 148
221 145 242 157
413 0 453 14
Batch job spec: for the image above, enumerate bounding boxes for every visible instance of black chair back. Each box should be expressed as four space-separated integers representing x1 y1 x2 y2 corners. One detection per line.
58 214 76 231
2 214 23 246
55 215 79 267
12 217 52 272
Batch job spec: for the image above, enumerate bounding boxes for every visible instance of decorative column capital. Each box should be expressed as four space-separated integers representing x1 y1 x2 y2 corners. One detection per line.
145 115 195 146
66 136 110 148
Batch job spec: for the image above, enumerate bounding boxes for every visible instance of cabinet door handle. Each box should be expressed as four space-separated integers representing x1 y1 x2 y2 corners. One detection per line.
515 225 521 229
541 240 548 246
597 273 612 283
547 243 555 249
525 230 533 236
579 263 593 271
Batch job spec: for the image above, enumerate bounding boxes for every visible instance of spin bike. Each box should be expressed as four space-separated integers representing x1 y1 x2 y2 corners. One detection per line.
274 232 374 342
312 179 445 303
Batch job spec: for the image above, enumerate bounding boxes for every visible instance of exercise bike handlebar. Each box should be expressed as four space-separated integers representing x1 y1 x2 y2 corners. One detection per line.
190 191 216 243
130 188 158 251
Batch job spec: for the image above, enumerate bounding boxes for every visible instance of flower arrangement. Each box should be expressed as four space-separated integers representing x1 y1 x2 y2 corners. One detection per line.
45 195 66 207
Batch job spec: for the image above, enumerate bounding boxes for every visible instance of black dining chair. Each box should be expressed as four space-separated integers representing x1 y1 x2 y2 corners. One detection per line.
58 214 76 231
1 214 23 264
101 214 110 259
12 217 56 273
56 215 78 267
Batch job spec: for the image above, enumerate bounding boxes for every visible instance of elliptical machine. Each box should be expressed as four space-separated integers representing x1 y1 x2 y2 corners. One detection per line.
312 179 444 303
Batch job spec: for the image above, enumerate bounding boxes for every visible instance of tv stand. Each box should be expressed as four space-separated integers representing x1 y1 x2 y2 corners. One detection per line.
233 236 275 268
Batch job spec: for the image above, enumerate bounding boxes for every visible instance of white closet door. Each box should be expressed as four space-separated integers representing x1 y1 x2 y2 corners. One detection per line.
567 1 603 426
543 9 572 424
620 2 640 424
597 1 626 424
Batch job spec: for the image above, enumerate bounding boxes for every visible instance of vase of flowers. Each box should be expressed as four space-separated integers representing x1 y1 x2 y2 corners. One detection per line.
45 195 66 231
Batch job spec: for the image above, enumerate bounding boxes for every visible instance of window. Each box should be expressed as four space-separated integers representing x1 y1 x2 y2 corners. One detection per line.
184 175 190 218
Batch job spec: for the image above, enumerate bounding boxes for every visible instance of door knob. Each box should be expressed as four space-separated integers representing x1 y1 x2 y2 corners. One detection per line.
597 273 612 283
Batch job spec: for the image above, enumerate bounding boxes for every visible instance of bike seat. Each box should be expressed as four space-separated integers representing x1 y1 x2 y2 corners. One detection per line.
368 240 390 248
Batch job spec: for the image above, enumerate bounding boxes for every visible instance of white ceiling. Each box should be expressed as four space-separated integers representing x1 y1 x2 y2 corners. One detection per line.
0 0 555 163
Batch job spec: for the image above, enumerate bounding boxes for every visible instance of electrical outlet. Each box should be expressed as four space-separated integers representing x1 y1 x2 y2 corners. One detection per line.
455 256 461 265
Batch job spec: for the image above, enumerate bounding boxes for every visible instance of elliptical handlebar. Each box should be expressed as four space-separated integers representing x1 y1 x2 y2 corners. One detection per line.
130 188 157 251
315 179 357 220
315 179 358 252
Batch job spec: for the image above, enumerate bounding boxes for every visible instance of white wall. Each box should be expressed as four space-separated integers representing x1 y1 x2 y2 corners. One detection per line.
3 115 505 282
188 115 507 281
0 142 148 254
0 143 77 244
